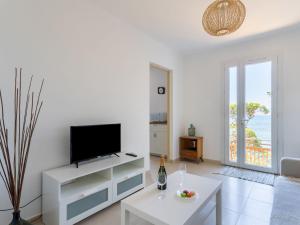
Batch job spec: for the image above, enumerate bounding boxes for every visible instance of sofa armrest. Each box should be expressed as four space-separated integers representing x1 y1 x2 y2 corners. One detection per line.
281 157 300 178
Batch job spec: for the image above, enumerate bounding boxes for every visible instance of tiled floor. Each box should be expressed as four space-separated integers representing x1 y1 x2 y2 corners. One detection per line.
34 156 273 225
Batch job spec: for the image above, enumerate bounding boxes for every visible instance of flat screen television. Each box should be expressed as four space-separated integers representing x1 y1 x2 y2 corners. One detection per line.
70 123 121 165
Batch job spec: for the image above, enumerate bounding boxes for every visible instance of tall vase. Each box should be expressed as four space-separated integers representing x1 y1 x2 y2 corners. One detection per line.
9 211 32 225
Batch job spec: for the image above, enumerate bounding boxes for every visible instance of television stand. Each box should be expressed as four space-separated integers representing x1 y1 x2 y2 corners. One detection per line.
42 153 145 225
113 153 120 157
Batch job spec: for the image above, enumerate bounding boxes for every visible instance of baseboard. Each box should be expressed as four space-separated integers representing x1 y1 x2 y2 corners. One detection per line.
27 214 42 223
172 157 221 164
150 155 222 165
203 158 222 164
150 153 168 159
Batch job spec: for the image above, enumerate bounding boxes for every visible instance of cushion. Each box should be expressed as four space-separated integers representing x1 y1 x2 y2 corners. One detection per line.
270 176 300 225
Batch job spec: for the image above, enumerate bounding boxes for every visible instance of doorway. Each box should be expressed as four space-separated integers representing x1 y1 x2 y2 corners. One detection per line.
149 64 172 159
224 57 278 173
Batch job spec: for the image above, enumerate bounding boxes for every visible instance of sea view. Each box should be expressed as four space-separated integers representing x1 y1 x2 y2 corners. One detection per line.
247 115 271 146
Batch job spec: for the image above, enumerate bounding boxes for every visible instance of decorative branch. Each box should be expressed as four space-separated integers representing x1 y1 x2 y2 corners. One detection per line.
0 68 44 212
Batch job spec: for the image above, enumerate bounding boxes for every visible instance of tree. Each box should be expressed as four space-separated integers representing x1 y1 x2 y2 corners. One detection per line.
229 102 269 147
230 102 269 125
245 102 269 125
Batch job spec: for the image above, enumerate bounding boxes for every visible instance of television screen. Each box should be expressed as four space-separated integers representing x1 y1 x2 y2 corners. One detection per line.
70 123 121 164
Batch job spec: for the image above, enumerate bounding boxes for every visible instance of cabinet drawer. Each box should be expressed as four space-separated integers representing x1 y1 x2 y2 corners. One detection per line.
117 174 143 195
150 124 167 131
66 188 108 220
180 150 197 158
113 172 145 202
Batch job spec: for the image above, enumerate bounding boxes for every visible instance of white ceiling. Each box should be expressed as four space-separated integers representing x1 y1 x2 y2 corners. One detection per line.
96 0 300 53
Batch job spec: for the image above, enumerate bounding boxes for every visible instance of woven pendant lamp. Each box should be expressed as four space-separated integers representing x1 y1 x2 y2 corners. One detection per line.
202 0 246 36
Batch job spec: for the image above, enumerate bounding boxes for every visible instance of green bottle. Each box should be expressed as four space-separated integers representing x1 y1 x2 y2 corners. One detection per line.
157 155 167 190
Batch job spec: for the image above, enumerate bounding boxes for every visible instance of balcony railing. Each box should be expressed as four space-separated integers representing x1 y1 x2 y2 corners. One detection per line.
229 141 272 168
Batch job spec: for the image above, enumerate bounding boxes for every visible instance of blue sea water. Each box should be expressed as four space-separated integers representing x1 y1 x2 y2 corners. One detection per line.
247 115 271 143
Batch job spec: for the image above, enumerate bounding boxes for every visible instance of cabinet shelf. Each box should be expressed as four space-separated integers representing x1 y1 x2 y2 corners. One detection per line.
184 148 197 151
113 163 144 179
61 172 110 201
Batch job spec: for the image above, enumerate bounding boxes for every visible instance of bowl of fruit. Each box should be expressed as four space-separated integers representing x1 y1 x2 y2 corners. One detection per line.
176 190 197 199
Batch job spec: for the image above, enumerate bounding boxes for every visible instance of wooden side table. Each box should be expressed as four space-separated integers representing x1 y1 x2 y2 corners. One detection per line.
179 136 204 163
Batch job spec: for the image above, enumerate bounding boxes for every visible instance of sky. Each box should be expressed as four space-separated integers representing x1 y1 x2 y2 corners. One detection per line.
229 61 272 115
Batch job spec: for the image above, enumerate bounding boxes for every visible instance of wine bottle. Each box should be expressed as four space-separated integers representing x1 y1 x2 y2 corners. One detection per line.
157 155 167 190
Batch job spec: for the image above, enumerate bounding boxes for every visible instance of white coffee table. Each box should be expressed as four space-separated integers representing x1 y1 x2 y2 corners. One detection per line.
121 171 222 225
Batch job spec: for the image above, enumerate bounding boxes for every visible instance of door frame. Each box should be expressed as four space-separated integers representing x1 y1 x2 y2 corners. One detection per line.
224 56 278 173
149 63 173 160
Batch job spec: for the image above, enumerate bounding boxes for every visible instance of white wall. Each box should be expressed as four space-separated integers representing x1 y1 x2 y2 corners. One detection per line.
0 0 184 223
183 28 300 164
150 67 168 115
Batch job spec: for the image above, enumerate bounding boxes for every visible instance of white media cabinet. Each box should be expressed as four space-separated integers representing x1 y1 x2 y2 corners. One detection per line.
42 153 145 225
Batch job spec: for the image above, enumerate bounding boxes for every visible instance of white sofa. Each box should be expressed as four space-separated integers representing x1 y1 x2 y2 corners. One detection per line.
270 157 300 225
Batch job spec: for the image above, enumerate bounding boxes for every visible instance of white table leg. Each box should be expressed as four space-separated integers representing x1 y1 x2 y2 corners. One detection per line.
216 189 222 225
121 205 130 225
